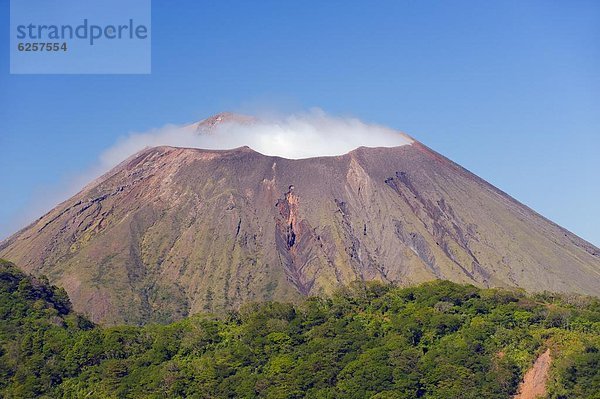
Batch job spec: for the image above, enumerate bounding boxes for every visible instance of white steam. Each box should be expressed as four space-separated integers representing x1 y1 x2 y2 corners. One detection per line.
99 109 411 168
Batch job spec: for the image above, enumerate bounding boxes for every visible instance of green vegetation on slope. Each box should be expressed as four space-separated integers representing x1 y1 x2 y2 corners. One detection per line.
1 258 599 398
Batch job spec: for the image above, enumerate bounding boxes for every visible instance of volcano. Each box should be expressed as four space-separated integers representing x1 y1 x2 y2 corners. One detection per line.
2 114 599 325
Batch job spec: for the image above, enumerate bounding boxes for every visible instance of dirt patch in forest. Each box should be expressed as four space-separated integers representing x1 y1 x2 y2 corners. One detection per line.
513 348 551 399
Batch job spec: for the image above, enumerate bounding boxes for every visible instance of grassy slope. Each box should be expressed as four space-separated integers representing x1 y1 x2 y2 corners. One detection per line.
1 259 599 398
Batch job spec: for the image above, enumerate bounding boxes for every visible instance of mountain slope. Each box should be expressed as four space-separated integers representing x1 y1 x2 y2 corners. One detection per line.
1 125 599 325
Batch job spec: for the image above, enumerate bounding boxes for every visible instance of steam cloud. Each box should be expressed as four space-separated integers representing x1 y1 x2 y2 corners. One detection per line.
99 108 412 166
3 109 412 239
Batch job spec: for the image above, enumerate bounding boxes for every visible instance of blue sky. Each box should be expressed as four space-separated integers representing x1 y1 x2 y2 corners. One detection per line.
1 0 599 245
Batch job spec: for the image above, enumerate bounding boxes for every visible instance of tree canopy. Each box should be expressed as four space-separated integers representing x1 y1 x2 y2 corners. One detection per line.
1 259 599 398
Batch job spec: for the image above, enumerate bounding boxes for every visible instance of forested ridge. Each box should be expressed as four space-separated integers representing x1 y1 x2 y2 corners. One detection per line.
1 259 599 398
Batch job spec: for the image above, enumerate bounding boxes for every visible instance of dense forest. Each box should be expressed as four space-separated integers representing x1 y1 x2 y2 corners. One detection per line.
1 259 599 398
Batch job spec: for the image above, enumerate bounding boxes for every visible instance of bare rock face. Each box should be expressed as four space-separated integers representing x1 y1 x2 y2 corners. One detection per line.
2 121 600 325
